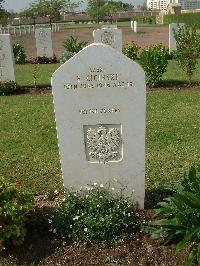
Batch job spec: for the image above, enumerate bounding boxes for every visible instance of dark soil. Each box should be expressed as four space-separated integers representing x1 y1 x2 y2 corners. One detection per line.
0 190 188 266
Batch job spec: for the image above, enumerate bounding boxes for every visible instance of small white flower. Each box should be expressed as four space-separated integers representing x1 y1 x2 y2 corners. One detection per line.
123 211 126 216
100 184 104 188
48 219 52 224
111 187 115 191
99 196 103 199
62 198 66 202
97 204 100 207
70 225 72 228
74 194 77 197
63 241 66 246
85 194 89 198
84 228 88 232
128 213 131 217
73 216 79 220
94 182 98 186
53 229 57 234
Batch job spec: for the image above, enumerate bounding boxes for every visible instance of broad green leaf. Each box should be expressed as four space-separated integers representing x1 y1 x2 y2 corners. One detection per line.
176 240 188 252
185 226 200 241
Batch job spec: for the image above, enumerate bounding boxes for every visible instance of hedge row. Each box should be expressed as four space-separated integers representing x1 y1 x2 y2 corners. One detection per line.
163 13 200 28
132 16 156 24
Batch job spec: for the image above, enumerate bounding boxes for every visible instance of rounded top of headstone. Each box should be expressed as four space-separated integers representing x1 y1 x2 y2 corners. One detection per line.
52 43 145 82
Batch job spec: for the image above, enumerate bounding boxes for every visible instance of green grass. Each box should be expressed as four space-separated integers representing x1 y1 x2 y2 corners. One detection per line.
15 60 200 88
162 60 200 84
0 90 200 197
15 63 60 88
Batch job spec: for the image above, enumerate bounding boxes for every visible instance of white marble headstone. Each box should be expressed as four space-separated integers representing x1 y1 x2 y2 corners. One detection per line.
0 34 15 82
52 43 146 209
169 23 184 53
35 28 53 57
93 26 122 52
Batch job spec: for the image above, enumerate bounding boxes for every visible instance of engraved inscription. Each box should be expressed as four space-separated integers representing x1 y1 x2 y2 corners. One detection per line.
64 66 134 90
84 124 122 164
79 107 120 115
37 30 48 56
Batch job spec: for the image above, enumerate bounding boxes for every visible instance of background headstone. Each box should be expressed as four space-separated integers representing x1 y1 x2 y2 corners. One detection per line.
0 34 15 82
134 21 137 33
35 28 53 57
93 25 122 52
131 20 134 31
52 43 146 208
169 23 184 53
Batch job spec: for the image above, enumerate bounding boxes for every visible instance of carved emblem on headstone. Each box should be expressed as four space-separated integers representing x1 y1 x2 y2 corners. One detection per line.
101 30 115 46
39 30 47 38
84 124 122 164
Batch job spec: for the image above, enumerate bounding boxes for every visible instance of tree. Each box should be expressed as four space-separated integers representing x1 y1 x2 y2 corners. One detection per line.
0 0 9 25
20 0 81 27
173 25 200 85
87 0 134 23
87 0 108 24
107 1 134 11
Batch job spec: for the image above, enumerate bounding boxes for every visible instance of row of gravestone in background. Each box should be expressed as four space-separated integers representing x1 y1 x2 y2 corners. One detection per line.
0 23 183 83
1 23 184 209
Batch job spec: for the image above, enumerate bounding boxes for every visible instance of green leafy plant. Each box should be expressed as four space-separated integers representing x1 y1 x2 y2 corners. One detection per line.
0 176 34 250
59 50 76 63
122 42 139 61
149 166 200 266
0 81 21 96
59 36 88 63
173 25 200 85
63 36 88 53
139 44 168 87
13 43 27 64
53 183 140 245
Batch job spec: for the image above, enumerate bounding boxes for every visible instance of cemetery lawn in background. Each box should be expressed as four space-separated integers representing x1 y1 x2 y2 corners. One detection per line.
0 90 199 197
15 60 200 89
15 63 60 88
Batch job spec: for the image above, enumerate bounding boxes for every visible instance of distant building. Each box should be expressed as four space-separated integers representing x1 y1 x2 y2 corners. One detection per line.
179 0 200 9
147 0 200 10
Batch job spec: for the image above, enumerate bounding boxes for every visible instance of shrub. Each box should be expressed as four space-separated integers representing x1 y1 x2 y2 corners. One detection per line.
13 43 27 64
173 25 200 85
63 36 88 54
149 166 200 266
59 36 88 63
0 176 34 250
29 55 58 64
163 13 200 29
0 81 21 96
59 50 76 63
132 16 156 24
53 183 140 245
139 44 168 87
122 42 139 61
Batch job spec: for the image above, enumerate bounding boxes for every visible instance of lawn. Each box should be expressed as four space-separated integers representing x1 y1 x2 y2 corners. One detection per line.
1 90 199 198
15 60 200 88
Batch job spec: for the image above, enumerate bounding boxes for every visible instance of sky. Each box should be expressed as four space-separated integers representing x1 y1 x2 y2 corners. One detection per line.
3 0 139 13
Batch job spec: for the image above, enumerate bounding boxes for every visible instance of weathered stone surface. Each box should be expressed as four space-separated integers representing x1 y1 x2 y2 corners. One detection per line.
0 34 15 82
52 43 146 208
93 26 122 52
35 28 53 57
169 23 184 53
